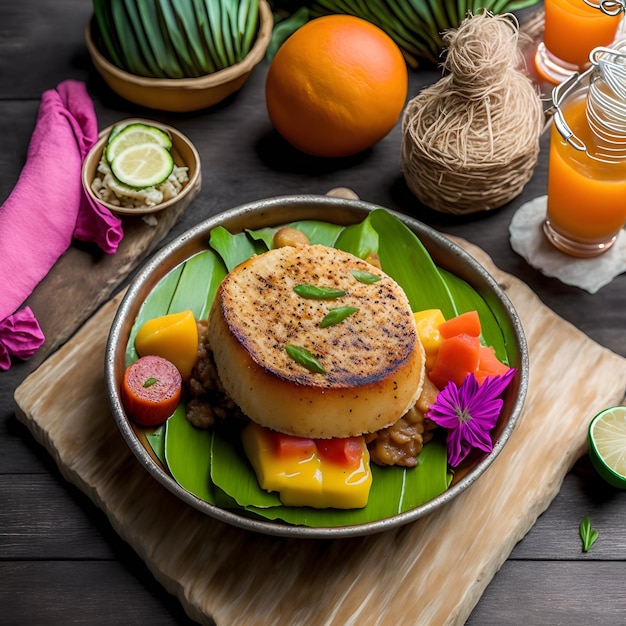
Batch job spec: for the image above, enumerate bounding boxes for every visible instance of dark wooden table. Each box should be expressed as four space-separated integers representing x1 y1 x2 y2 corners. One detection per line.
1 2 625 624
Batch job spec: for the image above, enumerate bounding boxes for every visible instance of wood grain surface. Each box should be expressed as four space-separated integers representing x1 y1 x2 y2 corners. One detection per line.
14 236 626 626
4 2 626 623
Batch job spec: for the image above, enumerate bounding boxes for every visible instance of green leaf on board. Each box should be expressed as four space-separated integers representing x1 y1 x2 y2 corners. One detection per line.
580 516 599 552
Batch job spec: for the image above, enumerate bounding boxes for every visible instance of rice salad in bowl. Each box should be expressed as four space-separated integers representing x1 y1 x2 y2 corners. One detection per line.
91 154 189 210
81 117 201 217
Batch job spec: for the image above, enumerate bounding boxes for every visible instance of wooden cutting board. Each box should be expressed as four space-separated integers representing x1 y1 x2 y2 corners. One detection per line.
14 237 626 626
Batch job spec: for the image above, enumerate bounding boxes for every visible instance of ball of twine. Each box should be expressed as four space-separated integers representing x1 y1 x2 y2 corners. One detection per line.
401 12 544 215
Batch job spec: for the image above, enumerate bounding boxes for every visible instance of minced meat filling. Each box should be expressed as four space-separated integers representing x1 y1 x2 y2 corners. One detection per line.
185 320 246 429
186 320 439 467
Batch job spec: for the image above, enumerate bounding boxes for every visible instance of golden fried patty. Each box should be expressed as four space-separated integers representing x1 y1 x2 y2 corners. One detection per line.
208 243 425 438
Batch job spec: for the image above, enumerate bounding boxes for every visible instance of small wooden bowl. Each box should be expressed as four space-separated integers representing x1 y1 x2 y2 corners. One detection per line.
84 0 273 112
82 118 201 216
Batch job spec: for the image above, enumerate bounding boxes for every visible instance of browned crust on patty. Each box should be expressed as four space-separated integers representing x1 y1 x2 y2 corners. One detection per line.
209 244 425 438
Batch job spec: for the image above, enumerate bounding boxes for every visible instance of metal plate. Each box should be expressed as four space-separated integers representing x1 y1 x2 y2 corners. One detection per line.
105 195 529 538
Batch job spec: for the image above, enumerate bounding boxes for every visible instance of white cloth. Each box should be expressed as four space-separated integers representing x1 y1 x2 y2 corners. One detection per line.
509 196 626 294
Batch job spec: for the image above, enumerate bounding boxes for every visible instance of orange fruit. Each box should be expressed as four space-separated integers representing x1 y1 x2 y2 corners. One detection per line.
265 15 408 158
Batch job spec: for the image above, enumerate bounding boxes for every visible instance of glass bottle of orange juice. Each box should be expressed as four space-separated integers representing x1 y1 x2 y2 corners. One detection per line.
543 44 626 257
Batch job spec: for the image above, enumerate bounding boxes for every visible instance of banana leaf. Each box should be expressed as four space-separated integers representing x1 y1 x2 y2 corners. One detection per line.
269 0 542 66
168 250 227 320
334 216 379 260
368 209 457 319
165 404 215 503
208 226 266 271
246 219 345 249
125 263 184 365
438 267 510 364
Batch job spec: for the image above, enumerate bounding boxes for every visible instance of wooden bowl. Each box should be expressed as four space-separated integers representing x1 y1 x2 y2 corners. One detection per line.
84 0 273 112
82 118 201 216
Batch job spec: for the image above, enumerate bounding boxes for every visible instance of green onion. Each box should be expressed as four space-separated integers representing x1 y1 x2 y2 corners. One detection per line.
320 306 359 328
285 344 326 373
293 285 346 299
351 269 381 284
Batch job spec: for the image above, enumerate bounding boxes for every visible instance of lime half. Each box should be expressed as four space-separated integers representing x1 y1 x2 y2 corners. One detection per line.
105 122 172 164
110 143 174 189
588 405 626 489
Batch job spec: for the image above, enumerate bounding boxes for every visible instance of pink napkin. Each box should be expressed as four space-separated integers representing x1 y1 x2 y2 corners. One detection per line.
0 79 124 371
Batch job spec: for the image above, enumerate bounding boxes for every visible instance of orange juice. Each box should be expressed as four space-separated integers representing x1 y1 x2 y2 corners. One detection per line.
546 95 626 251
543 0 621 67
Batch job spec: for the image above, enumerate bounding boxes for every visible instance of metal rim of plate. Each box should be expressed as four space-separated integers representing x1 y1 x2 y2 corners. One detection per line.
105 194 529 539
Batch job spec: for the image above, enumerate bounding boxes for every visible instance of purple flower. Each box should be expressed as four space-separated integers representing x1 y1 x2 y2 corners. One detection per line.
426 368 517 467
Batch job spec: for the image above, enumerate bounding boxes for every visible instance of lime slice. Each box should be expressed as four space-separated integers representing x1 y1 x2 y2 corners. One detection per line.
588 405 626 489
107 123 124 143
110 143 174 188
105 123 172 164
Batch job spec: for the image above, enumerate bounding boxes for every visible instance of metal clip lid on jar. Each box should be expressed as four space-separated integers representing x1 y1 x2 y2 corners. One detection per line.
584 0 626 17
552 41 626 161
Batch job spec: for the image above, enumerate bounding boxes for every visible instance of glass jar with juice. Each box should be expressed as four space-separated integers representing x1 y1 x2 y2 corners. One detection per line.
544 45 626 257
535 0 623 84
